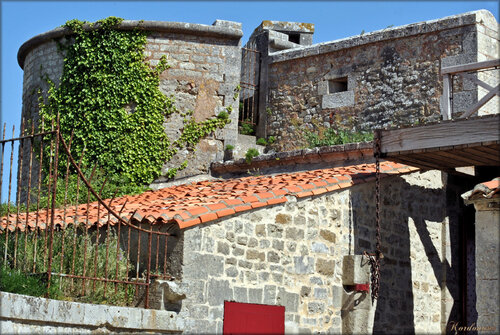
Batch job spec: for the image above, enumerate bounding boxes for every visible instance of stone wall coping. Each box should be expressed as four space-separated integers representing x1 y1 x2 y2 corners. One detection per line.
0 291 183 332
211 141 374 175
18 19 243 69
268 10 495 63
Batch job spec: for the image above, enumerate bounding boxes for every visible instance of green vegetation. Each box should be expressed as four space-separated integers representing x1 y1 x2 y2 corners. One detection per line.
256 138 268 146
225 144 235 151
0 226 134 306
38 16 231 196
304 128 373 148
239 119 255 135
245 148 260 163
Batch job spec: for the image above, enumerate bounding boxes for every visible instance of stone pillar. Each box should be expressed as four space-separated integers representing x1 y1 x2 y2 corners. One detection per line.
341 255 376 334
462 181 499 333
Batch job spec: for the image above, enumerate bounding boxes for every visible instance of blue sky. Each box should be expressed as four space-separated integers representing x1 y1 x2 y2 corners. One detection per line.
0 0 498 202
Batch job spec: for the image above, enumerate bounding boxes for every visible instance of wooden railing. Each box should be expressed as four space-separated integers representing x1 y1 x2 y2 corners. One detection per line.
441 59 499 120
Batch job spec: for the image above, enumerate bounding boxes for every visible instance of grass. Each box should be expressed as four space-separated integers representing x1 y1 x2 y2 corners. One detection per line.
304 128 373 148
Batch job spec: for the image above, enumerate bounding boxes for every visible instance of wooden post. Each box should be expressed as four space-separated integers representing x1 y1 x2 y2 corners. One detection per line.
442 74 452 120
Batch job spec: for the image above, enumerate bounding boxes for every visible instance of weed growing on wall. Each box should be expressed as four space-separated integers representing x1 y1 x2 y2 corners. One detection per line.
38 17 230 193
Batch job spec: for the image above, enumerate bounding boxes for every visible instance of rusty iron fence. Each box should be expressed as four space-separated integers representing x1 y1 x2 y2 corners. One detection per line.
239 47 261 133
0 116 174 308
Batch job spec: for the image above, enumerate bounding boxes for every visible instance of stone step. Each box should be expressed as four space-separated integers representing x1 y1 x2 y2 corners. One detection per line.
232 134 265 160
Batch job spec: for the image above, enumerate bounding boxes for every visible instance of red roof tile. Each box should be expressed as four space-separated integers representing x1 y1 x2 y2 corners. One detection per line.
0 161 418 231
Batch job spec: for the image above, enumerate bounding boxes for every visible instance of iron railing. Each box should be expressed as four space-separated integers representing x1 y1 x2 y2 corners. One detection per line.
0 116 175 308
239 47 261 133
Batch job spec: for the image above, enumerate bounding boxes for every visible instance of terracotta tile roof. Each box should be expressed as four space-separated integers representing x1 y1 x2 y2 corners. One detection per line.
1 161 418 232
462 177 500 201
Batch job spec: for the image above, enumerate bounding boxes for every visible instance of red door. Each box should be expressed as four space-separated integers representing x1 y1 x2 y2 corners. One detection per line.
223 301 285 334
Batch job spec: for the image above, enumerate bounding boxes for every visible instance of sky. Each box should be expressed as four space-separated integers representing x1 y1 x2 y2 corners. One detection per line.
0 0 498 202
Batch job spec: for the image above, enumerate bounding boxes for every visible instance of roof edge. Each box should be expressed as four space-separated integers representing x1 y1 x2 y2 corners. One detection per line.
18 19 243 69
269 10 494 63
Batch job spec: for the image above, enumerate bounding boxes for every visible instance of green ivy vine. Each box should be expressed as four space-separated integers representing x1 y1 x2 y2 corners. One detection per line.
38 17 232 191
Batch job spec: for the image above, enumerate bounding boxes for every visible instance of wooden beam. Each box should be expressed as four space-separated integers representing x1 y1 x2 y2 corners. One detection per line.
430 150 482 166
460 84 500 119
380 116 500 153
442 74 452 120
441 59 500 75
457 72 500 96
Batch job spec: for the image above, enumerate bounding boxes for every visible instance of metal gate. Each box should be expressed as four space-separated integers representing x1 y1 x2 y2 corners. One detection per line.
239 47 261 134
0 115 175 308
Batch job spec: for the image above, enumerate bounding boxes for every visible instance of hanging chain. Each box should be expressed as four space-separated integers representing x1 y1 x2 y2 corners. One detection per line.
365 130 384 303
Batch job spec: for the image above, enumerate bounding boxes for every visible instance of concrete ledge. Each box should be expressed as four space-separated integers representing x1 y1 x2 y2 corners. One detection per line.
211 141 374 177
18 19 243 68
269 10 492 63
0 291 183 333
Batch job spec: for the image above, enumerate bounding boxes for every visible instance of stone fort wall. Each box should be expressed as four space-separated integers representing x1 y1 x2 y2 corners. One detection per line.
264 10 498 151
17 19 242 185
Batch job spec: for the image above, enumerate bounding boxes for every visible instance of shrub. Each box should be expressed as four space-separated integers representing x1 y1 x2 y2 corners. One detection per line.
245 148 260 163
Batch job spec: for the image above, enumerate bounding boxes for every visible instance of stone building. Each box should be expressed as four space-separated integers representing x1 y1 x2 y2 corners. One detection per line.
3 9 499 335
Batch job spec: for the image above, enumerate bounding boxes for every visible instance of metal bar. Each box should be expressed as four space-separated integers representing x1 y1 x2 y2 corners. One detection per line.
33 116 45 273
163 234 168 276
24 121 35 272
115 199 127 294
145 226 153 309
0 130 57 145
81 164 97 296
4 125 15 264
155 233 160 274
48 272 149 286
46 114 60 296
58 134 170 235
441 59 500 75
1 124 6 263
43 119 55 270
70 148 85 290
13 119 25 268
59 132 74 274
460 84 500 119
102 187 113 298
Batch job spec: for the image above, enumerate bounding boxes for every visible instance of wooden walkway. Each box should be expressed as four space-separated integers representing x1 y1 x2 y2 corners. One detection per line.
378 114 500 171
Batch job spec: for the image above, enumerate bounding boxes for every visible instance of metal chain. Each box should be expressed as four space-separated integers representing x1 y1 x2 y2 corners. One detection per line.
366 130 384 303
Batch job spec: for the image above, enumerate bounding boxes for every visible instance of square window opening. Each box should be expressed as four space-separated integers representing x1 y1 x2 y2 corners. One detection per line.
328 78 348 94
287 33 301 44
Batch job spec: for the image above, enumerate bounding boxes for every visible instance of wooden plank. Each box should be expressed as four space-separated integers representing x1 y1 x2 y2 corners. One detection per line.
456 148 497 165
380 116 500 153
411 152 458 168
473 145 500 158
388 156 438 171
441 59 500 75
460 84 500 118
430 150 482 166
442 74 452 120
401 152 453 168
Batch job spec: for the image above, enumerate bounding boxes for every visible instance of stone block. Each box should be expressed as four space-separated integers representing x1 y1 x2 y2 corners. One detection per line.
207 279 233 306
322 91 355 109
234 286 248 302
275 213 292 224
248 288 263 304
308 302 326 314
312 242 329 253
342 255 369 285
264 285 277 305
247 249 265 261
294 256 315 274
184 254 224 280
277 288 299 312
226 266 238 278
314 287 328 299
317 258 335 276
